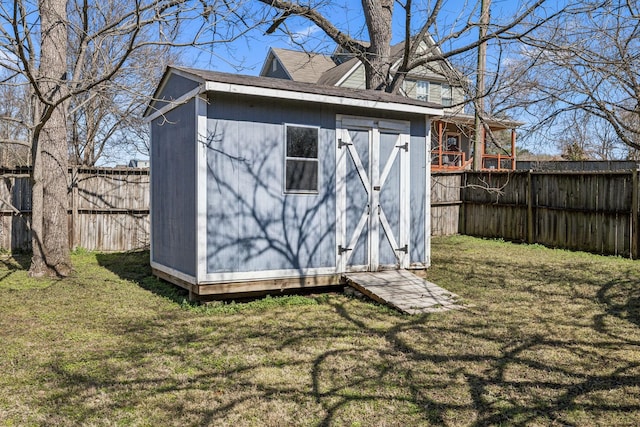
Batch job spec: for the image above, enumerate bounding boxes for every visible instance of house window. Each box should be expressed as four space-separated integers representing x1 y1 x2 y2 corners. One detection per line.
445 134 461 166
285 125 319 193
442 84 453 107
416 80 429 101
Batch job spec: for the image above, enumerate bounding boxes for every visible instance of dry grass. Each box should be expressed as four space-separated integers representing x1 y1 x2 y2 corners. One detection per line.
1 236 639 426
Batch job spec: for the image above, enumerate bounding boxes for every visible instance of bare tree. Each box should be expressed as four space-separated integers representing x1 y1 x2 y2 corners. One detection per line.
248 0 587 172
65 1 183 166
0 70 30 166
0 0 250 276
254 0 558 94
496 1 640 154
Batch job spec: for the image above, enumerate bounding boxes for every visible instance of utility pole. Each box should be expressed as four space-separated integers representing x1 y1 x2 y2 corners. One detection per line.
473 0 490 171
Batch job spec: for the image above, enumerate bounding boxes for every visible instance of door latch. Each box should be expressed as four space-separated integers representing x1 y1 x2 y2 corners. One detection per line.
396 244 408 253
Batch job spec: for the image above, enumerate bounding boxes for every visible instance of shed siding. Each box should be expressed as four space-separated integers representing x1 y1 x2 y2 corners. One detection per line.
152 74 200 112
205 94 337 274
409 124 428 263
151 99 197 276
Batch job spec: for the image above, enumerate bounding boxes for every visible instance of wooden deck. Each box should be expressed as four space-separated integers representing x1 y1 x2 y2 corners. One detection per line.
343 270 461 314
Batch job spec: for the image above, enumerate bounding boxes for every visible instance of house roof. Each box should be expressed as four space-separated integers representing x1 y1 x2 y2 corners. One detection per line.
279 38 462 88
317 57 360 86
440 112 525 130
144 66 443 121
266 48 336 83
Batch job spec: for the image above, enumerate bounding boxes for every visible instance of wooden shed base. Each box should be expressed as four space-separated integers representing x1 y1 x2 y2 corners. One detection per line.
152 268 343 301
153 268 460 314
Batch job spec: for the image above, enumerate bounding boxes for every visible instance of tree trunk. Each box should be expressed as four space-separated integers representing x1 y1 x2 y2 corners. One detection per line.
30 0 72 277
361 0 394 91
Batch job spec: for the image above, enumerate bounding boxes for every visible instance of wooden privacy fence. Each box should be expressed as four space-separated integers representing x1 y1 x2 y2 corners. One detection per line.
458 170 640 258
0 167 149 252
2 168 637 256
431 173 463 236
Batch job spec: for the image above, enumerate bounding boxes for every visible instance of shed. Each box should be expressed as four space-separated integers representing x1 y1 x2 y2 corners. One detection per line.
144 66 443 299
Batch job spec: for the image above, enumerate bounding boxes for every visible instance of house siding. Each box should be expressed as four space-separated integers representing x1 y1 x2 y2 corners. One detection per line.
429 83 442 104
262 57 291 80
452 87 465 106
403 80 418 99
340 65 366 89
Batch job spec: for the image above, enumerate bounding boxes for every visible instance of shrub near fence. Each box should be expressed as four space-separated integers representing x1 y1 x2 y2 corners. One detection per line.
0 167 149 252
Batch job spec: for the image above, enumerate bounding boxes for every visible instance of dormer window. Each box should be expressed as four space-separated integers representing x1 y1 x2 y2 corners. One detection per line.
442 84 453 107
416 81 429 101
272 60 278 72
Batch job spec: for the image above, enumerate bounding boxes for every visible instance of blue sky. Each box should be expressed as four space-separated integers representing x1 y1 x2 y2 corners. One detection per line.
183 0 539 75
177 0 564 155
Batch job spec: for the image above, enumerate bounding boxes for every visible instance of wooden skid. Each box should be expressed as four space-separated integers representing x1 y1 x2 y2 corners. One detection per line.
152 268 342 300
343 270 461 314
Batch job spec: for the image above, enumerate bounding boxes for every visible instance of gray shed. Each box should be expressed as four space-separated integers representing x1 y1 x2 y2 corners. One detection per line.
145 66 443 298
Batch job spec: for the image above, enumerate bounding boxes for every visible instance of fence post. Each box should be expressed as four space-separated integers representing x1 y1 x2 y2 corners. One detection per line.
632 168 639 259
70 167 79 250
527 170 534 244
459 172 467 235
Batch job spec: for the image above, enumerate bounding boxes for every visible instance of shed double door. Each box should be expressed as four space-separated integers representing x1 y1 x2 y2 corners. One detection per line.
336 116 411 272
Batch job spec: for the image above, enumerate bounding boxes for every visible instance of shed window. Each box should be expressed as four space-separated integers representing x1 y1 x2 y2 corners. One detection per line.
285 125 319 193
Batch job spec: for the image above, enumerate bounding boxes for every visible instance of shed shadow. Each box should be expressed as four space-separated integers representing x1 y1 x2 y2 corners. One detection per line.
95 251 190 304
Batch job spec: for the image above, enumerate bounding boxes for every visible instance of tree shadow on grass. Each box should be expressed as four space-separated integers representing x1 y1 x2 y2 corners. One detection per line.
0 252 32 283
308 287 640 426
83 243 640 426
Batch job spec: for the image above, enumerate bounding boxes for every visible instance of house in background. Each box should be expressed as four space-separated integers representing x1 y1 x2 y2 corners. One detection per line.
128 159 149 168
261 39 521 171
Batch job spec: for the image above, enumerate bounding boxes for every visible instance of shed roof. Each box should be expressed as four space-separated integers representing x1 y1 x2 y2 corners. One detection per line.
145 66 443 121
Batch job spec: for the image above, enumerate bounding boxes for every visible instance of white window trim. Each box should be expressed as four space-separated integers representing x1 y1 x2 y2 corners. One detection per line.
442 84 453 107
283 123 320 195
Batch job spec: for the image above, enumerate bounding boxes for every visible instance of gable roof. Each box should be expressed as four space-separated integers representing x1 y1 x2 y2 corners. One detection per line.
145 66 443 121
325 39 462 87
262 37 463 89
261 47 336 83
317 57 360 86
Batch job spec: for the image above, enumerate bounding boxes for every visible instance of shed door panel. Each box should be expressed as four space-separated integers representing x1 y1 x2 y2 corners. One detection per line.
378 131 402 266
337 117 410 272
344 128 370 267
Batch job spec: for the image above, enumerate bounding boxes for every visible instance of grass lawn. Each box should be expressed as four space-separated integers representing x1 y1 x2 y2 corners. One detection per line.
1 236 639 426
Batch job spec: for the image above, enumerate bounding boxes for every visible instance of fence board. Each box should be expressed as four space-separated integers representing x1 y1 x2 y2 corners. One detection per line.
0 167 149 252
463 171 638 258
431 173 463 236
